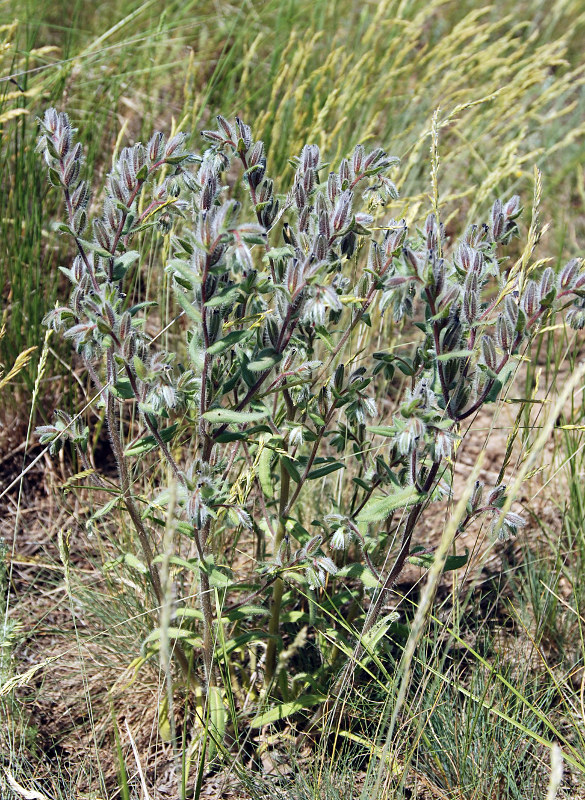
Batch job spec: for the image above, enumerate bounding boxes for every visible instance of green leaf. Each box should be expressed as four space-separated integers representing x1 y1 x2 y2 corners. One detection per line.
247 349 282 372
207 686 226 757
367 425 396 438
175 291 201 324
263 245 295 264
205 286 240 308
112 379 134 400
336 562 380 588
199 556 234 588
280 610 310 624
220 605 269 622
250 694 326 728
258 444 274 498
281 456 301 483
152 554 200 572
307 461 344 480
314 325 335 352
124 424 178 457
203 408 269 424
214 431 247 443
207 329 251 356
143 627 196 647
128 300 157 317
407 547 469 572
436 349 475 362
136 163 149 181
357 485 421 523
123 553 148 574
90 496 120 520
112 250 140 281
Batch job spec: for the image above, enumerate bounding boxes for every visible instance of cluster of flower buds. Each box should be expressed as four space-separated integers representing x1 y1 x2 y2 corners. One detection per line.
200 119 401 340
37 109 90 238
37 410 89 456
464 480 527 541
271 532 338 589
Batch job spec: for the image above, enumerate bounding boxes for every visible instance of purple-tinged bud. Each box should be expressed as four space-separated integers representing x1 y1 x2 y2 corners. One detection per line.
385 276 410 289
93 219 110 251
247 141 265 166
470 480 483 511
295 180 307 211
57 126 72 158
487 484 506 506
425 213 437 252
437 283 460 311
496 313 513 352
455 242 473 272
148 132 165 162
303 168 315 195
492 212 504 241
121 159 135 191
71 180 90 212
462 272 478 325
119 311 132 342
298 206 309 232
132 144 146 174
235 117 252 149
521 280 538 317
384 220 407 255
559 258 580 290
314 233 328 262
216 115 233 140
201 130 223 146
481 334 497 369
504 295 518 327
352 144 364 175
332 191 353 232
44 108 59 133
503 195 521 219
62 158 80 188
104 303 116 328
72 208 87 235
402 246 421 276
301 144 319 171
109 176 127 204
432 255 445 295
363 147 384 170
369 241 383 274
121 336 135 362
73 256 83 283
539 267 555 301
328 172 340 204
339 158 350 188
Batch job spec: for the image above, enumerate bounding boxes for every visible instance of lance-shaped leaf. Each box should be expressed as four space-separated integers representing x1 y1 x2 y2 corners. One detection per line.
203 408 269 424
357 485 421 523
250 694 326 728
407 546 469 572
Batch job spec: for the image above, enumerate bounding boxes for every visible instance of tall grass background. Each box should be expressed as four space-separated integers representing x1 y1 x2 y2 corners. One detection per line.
2 0 585 797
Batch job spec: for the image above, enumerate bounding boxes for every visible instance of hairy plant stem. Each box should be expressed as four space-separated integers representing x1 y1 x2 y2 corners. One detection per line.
105 388 163 607
99 349 197 683
264 390 295 685
197 253 217 689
